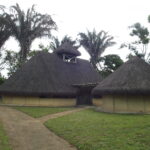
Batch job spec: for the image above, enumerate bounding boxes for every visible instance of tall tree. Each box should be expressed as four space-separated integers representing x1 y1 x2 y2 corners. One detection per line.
2 3 57 63
50 35 77 51
0 14 11 49
99 54 123 77
121 23 150 61
78 29 116 70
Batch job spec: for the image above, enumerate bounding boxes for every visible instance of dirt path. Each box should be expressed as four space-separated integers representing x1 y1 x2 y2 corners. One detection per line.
0 106 77 150
38 107 88 123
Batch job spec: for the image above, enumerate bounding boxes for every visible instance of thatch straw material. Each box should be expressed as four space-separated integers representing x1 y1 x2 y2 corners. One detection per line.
0 52 101 97
55 42 81 56
93 57 150 96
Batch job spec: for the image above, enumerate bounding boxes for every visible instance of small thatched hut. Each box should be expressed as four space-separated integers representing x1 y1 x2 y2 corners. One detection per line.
92 57 150 114
0 43 101 106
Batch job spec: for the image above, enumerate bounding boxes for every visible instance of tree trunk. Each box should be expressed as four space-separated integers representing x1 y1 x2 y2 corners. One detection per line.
20 42 30 64
90 58 99 71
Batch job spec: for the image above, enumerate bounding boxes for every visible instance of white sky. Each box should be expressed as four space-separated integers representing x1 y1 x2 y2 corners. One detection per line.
1 0 150 61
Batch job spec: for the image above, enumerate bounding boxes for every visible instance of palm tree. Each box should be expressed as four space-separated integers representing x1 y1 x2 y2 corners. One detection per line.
78 29 116 70
0 15 11 49
2 3 57 63
0 6 12 49
50 35 78 51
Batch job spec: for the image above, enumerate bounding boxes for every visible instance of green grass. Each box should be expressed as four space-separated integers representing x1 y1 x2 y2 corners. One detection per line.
0 121 12 150
45 109 150 150
14 106 75 118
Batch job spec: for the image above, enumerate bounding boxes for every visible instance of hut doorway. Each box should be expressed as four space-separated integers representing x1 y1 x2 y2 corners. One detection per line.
0 96 2 104
76 85 97 105
77 90 92 105
73 83 97 106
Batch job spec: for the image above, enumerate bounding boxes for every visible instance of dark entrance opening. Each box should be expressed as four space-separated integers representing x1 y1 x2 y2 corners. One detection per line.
73 83 97 106
77 89 92 105
0 96 2 104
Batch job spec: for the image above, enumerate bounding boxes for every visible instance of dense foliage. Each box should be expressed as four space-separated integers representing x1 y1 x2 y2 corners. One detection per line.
99 54 123 77
121 22 150 61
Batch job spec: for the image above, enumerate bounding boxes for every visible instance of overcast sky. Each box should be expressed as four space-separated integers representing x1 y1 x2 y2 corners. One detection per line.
1 0 150 61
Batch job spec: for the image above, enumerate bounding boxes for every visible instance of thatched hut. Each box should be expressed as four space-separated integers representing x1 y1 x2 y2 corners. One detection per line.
92 57 150 114
0 43 101 106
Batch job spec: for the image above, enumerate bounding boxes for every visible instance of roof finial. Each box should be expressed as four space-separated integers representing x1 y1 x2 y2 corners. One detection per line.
55 42 81 57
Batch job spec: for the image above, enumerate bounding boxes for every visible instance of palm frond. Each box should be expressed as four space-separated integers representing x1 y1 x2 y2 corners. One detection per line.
1 3 57 62
79 29 116 70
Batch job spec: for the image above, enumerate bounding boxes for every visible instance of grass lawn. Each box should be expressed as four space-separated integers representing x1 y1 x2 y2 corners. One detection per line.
45 109 150 150
14 106 75 118
0 121 12 150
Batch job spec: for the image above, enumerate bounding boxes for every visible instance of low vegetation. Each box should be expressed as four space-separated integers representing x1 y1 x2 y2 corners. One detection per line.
0 121 12 150
14 106 74 118
45 109 150 150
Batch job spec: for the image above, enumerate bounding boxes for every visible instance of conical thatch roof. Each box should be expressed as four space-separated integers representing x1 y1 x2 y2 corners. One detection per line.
0 52 101 97
55 42 81 56
93 57 150 96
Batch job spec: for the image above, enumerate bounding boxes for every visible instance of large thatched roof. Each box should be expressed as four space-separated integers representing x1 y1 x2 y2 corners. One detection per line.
0 52 101 97
93 57 150 96
55 42 81 56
